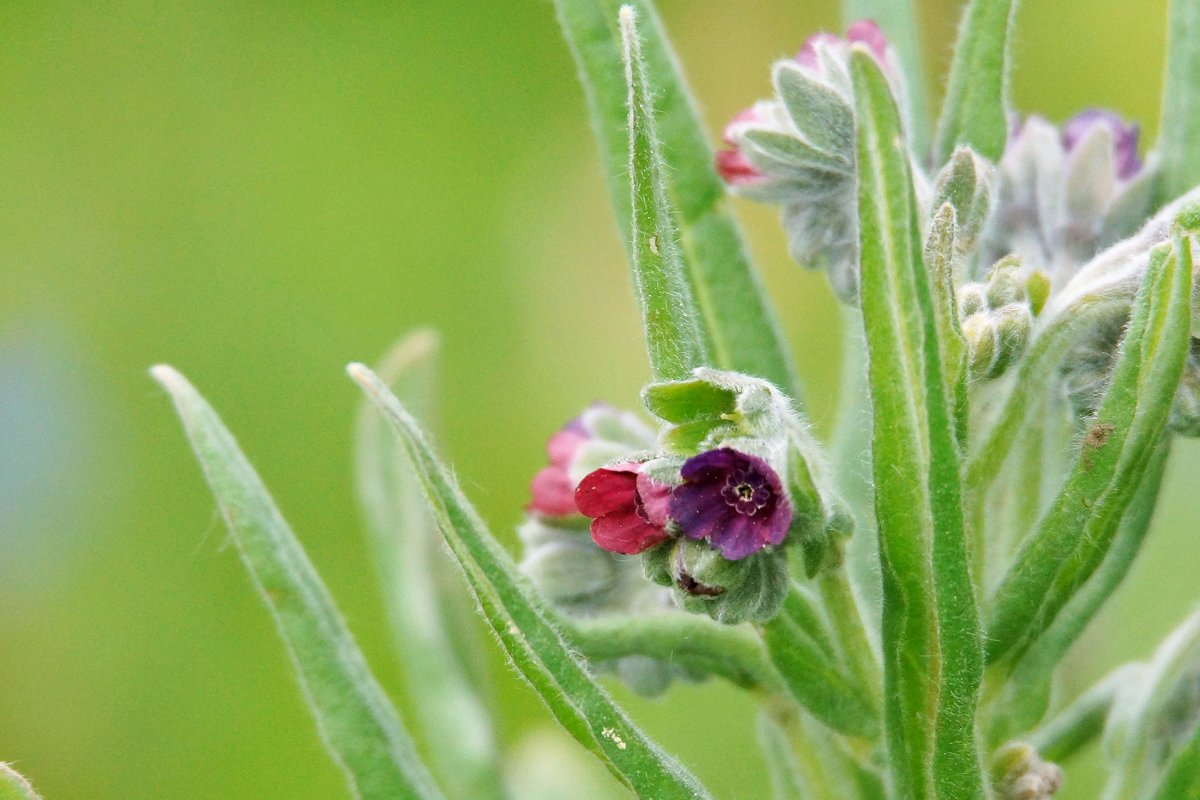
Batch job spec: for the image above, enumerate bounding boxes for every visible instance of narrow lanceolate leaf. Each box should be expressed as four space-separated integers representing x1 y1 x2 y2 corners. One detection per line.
1028 664 1143 765
151 366 442 800
761 584 879 739
353 332 505 800
987 235 1195 668
1157 0 1200 205
987 441 1171 743
933 0 1019 163
553 0 801 397
620 6 707 381
349 364 712 800
841 0 930 155
0 764 42 800
852 50 985 800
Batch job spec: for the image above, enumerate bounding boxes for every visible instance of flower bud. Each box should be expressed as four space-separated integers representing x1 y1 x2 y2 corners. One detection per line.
958 258 1035 378
644 539 789 625
991 742 1063 800
518 517 621 609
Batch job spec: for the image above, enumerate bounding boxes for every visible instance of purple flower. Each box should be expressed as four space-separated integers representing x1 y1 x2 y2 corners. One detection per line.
669 448 792 561
575 463 672 555
1062 109 1142 180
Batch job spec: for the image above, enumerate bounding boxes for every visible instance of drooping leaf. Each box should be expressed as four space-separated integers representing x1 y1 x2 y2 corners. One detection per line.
348 363 712 800
933 0 1019 164
353 331 505 800
620 5 707 380
986 234 1195 668
1156 0 1200 205
0 764 42 800
852 49 985 799
151 366 442 800
987 441 1171 743
553 0 802 396
841 0 930 155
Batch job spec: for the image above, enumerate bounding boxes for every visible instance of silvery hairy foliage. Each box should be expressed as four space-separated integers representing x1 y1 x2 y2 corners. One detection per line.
11 2 1182 800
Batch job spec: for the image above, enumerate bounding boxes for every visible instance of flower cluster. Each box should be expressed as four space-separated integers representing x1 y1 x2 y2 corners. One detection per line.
715 20 908 302
575 447 791 561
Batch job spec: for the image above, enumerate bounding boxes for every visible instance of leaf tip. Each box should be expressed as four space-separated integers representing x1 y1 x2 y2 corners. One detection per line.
149 363 187 394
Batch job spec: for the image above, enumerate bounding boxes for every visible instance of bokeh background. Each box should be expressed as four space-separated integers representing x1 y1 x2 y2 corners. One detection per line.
0 1 1193 797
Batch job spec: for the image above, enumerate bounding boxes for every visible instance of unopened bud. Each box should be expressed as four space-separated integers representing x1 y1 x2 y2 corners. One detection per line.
992 742 1063 800
518 517 620 609
644 539 789 625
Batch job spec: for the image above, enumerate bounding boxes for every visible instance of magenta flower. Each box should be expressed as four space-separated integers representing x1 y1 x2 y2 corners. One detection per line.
1062 109 1142 180
575 464 671 555
528 417 589 516
796 19 889 74
715 107 770 186
669 448 792 561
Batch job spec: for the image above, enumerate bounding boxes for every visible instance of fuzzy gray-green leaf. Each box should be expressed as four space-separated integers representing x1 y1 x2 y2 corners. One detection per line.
353 331 505 800
934 0 1018 163
987 235 1194 668
152 366 442 800
0 765 41 800
349 363 712 800
621 6 708 381
1157 0 1200 205
553 0 801 396
853 49 984 800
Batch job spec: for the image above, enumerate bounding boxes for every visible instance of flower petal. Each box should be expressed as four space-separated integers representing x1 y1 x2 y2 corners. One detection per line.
670 482 731 540
574 466 638 518
528 466 578 516
591 509 669 555
636 472 672 528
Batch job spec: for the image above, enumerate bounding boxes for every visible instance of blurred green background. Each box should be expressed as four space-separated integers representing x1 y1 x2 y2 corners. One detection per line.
0 1 1193 797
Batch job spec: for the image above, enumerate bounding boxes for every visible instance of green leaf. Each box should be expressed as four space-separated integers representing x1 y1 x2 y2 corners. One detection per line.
353 331 505 800
553 0 802 397
852 50 985 799
774 62 855 159
841 0 930 155
760 583 879 739
0 765 42 800
1157 0 1200 205
151 366 442 800
986 441 1171 743
933 0 1019 164
620 5 707 381
348 363 713 800
986 235 1195 668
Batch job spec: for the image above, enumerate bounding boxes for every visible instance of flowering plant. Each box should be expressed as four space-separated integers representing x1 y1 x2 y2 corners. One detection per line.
0 2 1186 800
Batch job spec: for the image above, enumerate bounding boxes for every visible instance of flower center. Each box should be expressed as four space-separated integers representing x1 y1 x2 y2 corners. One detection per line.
721 469 770 516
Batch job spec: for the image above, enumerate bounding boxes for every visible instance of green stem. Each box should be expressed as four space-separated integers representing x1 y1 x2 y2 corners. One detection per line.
1029 665 1137 763
563 613 782 692
818 566 883 716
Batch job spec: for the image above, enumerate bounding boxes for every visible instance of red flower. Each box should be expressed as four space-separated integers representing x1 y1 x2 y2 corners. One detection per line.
575 464 671 555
